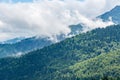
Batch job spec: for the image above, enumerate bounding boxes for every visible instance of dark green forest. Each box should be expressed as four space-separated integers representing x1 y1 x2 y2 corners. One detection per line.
0 25 120 80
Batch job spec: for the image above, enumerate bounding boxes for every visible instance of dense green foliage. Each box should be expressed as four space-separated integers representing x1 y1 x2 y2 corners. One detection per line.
55 50 120 80
0 25 120 80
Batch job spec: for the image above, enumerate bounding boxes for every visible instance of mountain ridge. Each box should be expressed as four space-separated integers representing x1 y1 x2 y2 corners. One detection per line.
99 5 120 24
0 25 120 80
0 24 84 58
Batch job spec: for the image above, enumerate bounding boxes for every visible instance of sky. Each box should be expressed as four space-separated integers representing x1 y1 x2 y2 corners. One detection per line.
0 0 120 41
0 0 33 3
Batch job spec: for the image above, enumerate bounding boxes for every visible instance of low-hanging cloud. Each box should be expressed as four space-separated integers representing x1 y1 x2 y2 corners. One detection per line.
0 0 119 41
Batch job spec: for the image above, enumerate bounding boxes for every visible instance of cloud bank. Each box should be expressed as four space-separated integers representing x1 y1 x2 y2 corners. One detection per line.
0 0 119 41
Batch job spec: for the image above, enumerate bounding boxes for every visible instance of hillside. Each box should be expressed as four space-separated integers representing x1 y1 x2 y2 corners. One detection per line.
0 37 53 58
55 50 120 80
0 24 83 58
99 6 120 24
0 37 25 44
0 25 120 80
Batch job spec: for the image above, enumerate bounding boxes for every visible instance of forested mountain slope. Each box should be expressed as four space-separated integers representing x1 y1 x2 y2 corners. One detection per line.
0 25 120 80
0 24 83 58
55 50 120 80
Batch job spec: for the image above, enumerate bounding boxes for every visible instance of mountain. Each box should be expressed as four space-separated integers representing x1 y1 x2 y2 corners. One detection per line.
0 37 25 44
56 50 120 80
69 24 83 35
99 6 120 24
0 25 120 80
0 24 84 58
0 36 53 58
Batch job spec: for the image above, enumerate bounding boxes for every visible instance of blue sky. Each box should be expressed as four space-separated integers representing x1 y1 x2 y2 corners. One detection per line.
0 0 33 3
12 0 33 2
0 0 85 3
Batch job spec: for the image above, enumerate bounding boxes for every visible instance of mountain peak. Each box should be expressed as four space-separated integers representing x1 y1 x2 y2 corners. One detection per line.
111 5 120 12
114 5 120 9
99 5 120 24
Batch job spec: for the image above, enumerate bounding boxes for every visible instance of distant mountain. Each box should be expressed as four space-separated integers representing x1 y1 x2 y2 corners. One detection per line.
69 24 83 35
99 6 120 24
0 37 25 44
0 25 120 80
0 36 53 58
0 24 84 58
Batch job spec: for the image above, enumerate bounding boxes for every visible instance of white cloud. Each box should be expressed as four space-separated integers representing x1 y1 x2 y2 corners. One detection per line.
10 52 24 58
0 0 119 41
